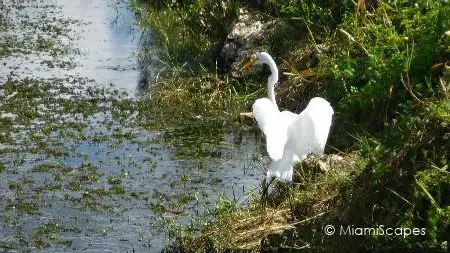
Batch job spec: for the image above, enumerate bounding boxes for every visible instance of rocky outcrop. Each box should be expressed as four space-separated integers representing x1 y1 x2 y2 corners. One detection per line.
220 8 277 73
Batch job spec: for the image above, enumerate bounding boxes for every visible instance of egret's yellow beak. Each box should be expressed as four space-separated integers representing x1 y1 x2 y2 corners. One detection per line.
241 57 257 70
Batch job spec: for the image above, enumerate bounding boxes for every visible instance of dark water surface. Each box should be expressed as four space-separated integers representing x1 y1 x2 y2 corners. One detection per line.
0 0 262 252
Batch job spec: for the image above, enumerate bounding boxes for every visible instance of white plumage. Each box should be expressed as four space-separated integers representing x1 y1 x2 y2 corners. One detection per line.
244 52 334 182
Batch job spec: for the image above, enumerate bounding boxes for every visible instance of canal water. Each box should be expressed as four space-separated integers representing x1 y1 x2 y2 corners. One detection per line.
0 0 262 252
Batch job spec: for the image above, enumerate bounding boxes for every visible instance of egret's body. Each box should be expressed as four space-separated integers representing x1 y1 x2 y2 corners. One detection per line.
244 52 334 182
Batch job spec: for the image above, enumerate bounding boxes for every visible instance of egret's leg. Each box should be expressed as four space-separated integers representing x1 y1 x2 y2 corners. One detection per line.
287 181 295 221
261 176 275 209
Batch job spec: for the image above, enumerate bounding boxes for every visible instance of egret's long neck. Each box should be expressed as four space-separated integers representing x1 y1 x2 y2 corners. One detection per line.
266 58 279 110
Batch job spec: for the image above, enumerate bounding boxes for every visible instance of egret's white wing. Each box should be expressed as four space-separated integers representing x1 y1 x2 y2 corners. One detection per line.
287 97 334 159
252 98 286 161
252 98 278 133
307 97 334 154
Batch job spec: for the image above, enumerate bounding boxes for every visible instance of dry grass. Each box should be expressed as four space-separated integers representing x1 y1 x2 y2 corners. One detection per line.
208 207 294 250
137 68 254 130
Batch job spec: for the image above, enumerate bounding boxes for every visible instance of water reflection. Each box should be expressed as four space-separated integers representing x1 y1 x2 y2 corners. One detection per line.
0 0 147 94
62 0 142 92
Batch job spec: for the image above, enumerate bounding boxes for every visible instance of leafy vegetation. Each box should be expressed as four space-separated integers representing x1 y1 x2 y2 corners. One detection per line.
134 0 239 66
134 0 449 252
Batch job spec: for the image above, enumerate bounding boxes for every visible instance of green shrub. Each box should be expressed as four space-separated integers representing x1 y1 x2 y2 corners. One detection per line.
323 0 450 147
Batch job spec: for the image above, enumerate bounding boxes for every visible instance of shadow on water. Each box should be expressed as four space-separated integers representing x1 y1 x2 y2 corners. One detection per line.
0 0 263 252
137 26 162 92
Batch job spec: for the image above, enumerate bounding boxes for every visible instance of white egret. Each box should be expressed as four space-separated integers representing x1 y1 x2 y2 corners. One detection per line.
242 52 334 182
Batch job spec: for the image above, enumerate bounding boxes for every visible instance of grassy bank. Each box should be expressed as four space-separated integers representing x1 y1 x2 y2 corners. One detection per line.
134 0 449 251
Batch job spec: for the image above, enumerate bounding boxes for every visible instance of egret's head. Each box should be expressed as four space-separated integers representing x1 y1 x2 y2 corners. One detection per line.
241 52 272 70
